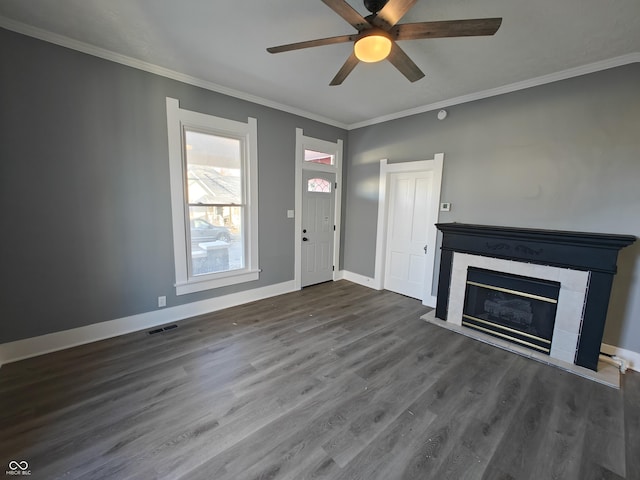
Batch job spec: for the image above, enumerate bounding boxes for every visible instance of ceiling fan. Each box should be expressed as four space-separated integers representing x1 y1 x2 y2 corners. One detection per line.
267 0 502 86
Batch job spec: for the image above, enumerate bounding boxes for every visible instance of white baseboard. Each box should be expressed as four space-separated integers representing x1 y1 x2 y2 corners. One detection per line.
601 343 640 373
340 270 380 289
422 295 437 309
0 280 296 366
342 270 438 309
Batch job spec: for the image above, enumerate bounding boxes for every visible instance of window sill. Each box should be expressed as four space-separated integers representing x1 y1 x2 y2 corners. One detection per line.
175 269 260 295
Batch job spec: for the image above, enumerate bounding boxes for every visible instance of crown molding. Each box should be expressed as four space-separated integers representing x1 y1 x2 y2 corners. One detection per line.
347 52 640 129
2 16 638 132
0 16 349 130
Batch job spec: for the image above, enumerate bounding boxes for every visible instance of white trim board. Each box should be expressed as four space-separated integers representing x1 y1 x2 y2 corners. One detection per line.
340 270 378 289
0 280 295 367
2 15 637 131
601 343 640 373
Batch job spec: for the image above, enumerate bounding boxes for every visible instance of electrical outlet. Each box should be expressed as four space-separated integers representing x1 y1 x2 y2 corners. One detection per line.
158 296 166 308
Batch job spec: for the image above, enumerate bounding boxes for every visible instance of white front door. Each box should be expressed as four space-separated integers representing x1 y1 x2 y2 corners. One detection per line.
384 170 435 300
302 170 336 287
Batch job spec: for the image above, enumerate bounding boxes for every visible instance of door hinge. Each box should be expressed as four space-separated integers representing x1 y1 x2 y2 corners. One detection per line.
332 265 335 271
333 225 336 231
335 182 338 189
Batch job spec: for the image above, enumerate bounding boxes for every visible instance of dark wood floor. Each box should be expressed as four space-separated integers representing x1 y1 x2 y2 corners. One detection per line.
1 280 638 480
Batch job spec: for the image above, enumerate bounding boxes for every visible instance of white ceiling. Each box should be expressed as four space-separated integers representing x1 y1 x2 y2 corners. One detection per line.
1 0 639 128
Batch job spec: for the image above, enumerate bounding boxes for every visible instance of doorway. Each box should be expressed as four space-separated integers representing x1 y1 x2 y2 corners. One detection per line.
374 154 444 306
301 170 336 286
384 170 435 299
294 129 343 290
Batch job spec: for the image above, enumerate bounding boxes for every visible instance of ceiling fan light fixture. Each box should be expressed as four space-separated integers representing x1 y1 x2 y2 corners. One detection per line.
266 1 503 85
354 32 392 63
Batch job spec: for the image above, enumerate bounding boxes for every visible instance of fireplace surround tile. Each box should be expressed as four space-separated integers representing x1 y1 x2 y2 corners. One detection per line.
560 269 591 292
449 252 588 363
555 290 588 331
550 329 580 362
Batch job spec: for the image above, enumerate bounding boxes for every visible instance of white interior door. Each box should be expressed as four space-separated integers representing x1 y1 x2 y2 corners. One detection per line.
302 170 336 287
384 170 434 300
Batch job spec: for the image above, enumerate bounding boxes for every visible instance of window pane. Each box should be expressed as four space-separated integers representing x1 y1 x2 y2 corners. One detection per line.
189 205 244 276
307 178 332 193
185 130 242 205
304 149 334 165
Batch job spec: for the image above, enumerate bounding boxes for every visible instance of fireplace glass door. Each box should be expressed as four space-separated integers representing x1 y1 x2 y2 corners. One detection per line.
462 267 561 354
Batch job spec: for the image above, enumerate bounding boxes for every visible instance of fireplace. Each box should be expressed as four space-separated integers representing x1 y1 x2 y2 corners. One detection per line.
462 268 560 354
434 223 635 371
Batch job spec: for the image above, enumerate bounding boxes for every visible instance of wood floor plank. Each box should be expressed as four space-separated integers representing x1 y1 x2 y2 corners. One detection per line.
581 378 627 477
623 370 640 480
329 388 440 480
482 366 564 479
525 371 591 480
457 355 537 460
0 280 638 480
160 372 369 480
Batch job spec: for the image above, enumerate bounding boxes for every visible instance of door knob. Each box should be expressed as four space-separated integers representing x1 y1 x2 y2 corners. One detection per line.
303 229 307 233
303 237 308 241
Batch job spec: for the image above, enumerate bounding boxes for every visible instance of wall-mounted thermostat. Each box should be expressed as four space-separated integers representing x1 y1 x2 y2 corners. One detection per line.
440 202 451 212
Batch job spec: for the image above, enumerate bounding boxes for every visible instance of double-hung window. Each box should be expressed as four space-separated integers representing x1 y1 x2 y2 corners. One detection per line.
166 98 259 295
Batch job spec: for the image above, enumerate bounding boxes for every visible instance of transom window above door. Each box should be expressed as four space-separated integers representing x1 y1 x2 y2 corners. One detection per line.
304 149 334 165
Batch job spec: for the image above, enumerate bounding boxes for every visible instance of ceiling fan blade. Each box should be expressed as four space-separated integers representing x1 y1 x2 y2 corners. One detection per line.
392 18 503 40
330 53 360 86
372 0 417 29
267 34 356 54
386 43 425 82
321 0 372 31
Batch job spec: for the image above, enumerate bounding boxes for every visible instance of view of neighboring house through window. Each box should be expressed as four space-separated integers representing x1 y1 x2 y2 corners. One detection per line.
304 149 334 165
166 98 259 295
185 129 243 275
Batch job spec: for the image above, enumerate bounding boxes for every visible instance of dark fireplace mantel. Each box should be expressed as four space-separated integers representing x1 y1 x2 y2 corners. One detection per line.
435 223 635 370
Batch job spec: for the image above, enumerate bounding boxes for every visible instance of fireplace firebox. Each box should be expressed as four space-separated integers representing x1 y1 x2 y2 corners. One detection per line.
462 268 560 355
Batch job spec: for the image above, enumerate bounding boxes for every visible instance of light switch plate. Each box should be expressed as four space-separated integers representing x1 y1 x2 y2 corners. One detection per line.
440 202 451 212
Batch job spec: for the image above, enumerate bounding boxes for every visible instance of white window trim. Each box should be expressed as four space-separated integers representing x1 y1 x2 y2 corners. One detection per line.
294 128 343 290
166 97 259 295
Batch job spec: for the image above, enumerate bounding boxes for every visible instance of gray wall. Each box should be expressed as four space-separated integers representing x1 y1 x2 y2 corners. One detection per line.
344 63 640 353
2 25 638 355
0 28 347 343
